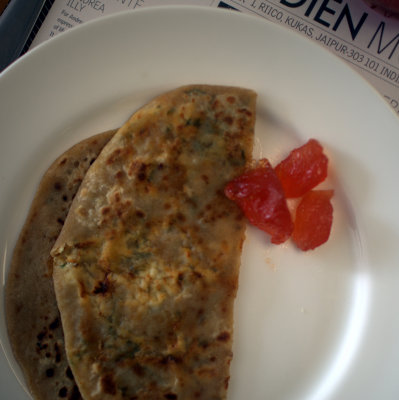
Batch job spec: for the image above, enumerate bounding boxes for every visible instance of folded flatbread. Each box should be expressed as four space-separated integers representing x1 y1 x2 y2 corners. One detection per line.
51 85 256 400
5 130 116 400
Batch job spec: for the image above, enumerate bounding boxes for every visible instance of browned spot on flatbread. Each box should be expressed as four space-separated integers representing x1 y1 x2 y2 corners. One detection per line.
216 331 231 342
100 373 117 395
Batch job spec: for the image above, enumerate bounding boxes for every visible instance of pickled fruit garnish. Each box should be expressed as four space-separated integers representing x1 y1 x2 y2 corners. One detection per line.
224 159 293 244
292 190 334 251
225 139 334 251
274 139 328 198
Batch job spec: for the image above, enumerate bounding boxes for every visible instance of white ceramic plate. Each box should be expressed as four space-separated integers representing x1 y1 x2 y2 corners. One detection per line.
1 6 399 400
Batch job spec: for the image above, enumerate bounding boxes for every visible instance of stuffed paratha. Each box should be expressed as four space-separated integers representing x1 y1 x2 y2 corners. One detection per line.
5 130 116 400
51 85 256 399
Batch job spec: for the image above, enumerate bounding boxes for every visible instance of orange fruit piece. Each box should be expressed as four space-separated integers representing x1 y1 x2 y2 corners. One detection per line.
292 190 334 251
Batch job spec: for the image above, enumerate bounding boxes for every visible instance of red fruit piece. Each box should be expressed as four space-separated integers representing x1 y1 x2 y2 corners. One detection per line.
274 139 328 198
225 159 293 244
292 190 334 251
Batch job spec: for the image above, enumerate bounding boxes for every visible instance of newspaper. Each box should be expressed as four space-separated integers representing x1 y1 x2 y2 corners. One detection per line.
30 0 399 115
